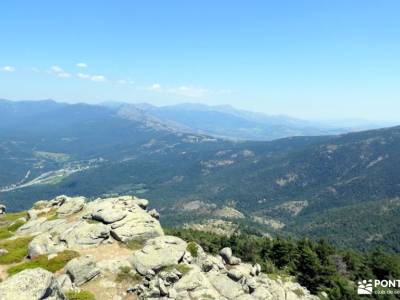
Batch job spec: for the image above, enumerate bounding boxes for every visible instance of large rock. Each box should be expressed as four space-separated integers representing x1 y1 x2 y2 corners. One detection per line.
56 274 73 292
17 218 67 236
66 255 100 286
219 247 232 260
192 244 225 272
92 208 127 224
207 273 246 300
97 257 132 274
56 196 85 216
111 205 163 242
28 232 66 258
130 236 187 275
252 286 273 299
82 195 146 216
0 268 65 300
60 220 110 248
174 265 220 299
219 247 241 265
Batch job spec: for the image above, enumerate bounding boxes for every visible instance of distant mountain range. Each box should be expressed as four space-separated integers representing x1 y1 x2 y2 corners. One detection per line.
109 102 395 141
0 99 399 251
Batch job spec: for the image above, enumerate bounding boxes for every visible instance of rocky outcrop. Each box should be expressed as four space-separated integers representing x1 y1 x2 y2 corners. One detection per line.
17 217 67 236
0 268 65 300
220 246 242 265
0 195 318 300
130 235 187 275
65 255 100 286
56 195 85 216
28 232 66 258
110 209 163 242
60 220 110 248
133 244 318 300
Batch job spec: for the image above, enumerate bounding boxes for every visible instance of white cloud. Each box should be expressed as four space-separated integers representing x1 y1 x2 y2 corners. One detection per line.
145 82 230 98
49 65 71 78
51 65 63 73
76 62 88 68
169 86 209 98
77 73 91 79
1 66 16 72
77 73 106 82
90 75 107 82
57 72 71 78
117 79 135 85
149 83 162 91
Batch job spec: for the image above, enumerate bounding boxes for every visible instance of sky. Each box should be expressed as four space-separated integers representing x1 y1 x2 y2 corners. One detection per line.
1 0 400 121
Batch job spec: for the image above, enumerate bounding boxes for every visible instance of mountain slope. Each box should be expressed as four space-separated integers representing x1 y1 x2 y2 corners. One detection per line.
0 99 400 251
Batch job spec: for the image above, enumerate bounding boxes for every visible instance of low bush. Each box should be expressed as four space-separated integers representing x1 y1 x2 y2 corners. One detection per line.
65 290 96 300
0 236 33 264
0 227 12 240
0 211 27 222
187 241 199 257
115 266 142 283
0 219 26 241
124 240 145 251
7 220 25 232
160 264 191 274
7 250 79 275
175 263 191 275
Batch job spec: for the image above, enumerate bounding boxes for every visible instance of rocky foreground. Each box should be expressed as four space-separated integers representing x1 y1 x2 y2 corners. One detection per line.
0 195 318 300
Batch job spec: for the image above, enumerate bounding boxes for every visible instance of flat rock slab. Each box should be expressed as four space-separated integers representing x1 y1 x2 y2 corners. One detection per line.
111 207 163 242
130 236 187 275
28 232 66 258
16 218 67 236
57 196 85 216
207 273 246 300
66 255 100 286
60 221 110 249
92 208 127 224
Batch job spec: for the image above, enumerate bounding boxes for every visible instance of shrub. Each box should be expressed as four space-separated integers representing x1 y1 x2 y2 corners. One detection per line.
86 219 101 224
0 227 13 240
7 220 25 232
175 263 191 275
65 290 96 300
115 266 142 283
124 240 145 251
46 214 59 221
293 288 305 297
0 211 27 222
187 242 199 257
7 250 79 275
160 264 191 275
0 236 33 264
0 219 26 241
37 208 58 221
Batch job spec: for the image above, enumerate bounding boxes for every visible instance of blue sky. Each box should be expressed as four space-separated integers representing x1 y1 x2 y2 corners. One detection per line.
1 0 400 121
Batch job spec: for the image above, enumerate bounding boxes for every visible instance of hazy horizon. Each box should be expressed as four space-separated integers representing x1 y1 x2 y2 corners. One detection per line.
1 97 399 126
